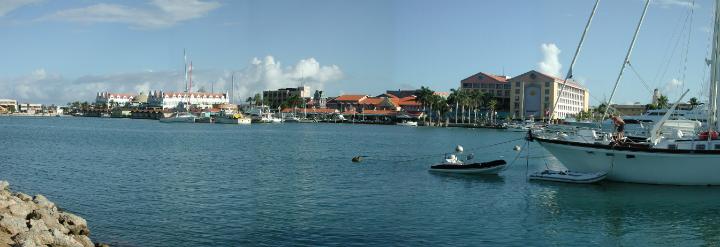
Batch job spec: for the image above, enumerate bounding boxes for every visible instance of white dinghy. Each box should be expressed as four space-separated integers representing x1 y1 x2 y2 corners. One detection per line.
529 170 607 184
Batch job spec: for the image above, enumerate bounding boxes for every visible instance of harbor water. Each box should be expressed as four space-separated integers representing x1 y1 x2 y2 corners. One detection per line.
1 117 720 246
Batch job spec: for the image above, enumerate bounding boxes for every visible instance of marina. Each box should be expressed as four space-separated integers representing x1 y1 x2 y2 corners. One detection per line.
4 116 720 246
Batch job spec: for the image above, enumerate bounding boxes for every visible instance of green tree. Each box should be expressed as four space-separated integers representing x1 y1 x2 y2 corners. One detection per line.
253 93 262 106
688 97 700 109
657 95 669 109
416 86 435 122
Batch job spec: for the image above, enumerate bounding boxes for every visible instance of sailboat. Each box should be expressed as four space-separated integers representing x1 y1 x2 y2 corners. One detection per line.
532 0 720 185
160 50 197 124
215 73 252 125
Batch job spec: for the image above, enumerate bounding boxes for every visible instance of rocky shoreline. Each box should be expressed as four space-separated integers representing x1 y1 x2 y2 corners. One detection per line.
0 181 105 247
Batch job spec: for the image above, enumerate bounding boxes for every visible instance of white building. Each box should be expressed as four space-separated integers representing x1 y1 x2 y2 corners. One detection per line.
0 99 17 113
508 70 589 120
148 90 229 109
18 103 42 114
96 92 135 106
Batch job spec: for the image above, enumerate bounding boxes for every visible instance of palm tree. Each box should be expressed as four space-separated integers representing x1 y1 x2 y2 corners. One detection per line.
688 97 700 109
447 89 459 123
657 95 669 109
470 90 484 124
416 86 435 123
487 99 497 124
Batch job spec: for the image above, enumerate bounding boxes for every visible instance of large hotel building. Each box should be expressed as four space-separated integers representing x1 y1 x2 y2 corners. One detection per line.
461 70 589 120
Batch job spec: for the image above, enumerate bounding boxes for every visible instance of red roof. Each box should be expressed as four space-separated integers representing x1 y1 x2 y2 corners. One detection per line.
461 72 508 84
334 95 367 102
360 97 383 105
281 108 337 114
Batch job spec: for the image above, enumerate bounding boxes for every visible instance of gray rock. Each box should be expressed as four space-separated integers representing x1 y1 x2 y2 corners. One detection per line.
59 212 89 236
0 213 28 235
14 193 32 202
32 195 55 209
8 203 31 217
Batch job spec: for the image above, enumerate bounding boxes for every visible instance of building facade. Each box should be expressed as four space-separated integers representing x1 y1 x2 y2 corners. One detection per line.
460 72 511 113
148 91 229 109
611 104 647 117
95 92 136 106
262 86 311 109
508 70 589 120
0 99 17 113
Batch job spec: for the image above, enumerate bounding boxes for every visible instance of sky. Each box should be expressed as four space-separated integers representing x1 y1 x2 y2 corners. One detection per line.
0 0 713 106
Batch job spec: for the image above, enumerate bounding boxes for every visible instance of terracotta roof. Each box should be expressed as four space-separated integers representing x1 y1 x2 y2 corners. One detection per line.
360 97 384 105
461 72 508 83
281 108 337 114
358 110 398 116
334 95 367 102
510 70 586 89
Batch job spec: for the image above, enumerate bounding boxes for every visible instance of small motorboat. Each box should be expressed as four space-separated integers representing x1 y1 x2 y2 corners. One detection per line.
529 170 607 184
429 145 507 174
430 159 507 174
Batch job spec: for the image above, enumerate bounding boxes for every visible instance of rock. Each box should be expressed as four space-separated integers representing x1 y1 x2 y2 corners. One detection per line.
14 193 32 202
0 182 100 247
32 195 55 209
0 213 28 235
59 212 89 236
95 243 110 247
8 204 31 217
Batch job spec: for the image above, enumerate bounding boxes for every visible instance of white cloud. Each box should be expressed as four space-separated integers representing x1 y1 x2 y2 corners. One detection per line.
538 43 562 77
232 56 343 102
0 56 343 104
663 78 683 94
0 0 42 17
43 0 220 29
653 0 697 9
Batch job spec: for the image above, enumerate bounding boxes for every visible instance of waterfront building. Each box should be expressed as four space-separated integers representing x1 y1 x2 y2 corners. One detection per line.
508 70 589 120
95 92 136 106
17 103 42 114
0 99 17 113
326 95 368 112
262 86 311 109
312 90 327 108
460 72 511 113
148 90 229 109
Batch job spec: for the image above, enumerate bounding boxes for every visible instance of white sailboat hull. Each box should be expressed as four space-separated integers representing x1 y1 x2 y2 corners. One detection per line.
538 140 720 185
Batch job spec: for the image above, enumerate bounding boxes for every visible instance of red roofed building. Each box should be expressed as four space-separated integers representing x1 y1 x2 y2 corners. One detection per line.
326 95 368 111
460 72 511 113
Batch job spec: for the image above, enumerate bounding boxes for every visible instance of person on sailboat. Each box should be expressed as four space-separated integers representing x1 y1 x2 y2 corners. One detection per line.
609 114 625 142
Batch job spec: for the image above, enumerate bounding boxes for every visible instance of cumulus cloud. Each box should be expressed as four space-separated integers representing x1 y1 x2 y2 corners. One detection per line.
43 0 220 29
0 56 343 104
663 78 683 93
0 0 42 17
232 56 343 101
538 43 562 77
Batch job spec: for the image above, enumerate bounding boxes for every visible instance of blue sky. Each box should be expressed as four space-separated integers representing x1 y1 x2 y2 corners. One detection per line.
0 0 712 105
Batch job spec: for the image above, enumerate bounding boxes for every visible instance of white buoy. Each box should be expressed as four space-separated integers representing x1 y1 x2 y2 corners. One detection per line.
456 145 464 153
513 145 522 151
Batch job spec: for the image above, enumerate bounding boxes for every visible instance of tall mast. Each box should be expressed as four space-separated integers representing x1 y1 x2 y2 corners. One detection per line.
231 73 235 105
184 49 188 93
601 0 650 122
709 0 720 132
549 0 600 123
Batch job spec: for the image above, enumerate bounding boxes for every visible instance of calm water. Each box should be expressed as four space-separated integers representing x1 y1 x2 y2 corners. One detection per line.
1 117 720 246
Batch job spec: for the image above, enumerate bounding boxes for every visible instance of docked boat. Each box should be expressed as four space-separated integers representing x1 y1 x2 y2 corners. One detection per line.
159 112 196 123
532 0 720 185
529 170 607 184
396 120 418 126
283 115 301 123
216 112 251 125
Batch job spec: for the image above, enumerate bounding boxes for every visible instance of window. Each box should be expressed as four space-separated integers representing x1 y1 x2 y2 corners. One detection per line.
463 83 472 88
515 89 520 94
545 89 549 95
514 103 519 108
516 82 520 87
696 144 706 150
545 81 550 87
545 96 549 102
